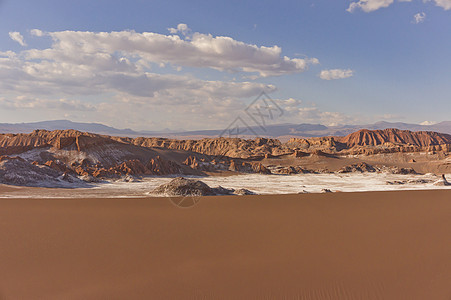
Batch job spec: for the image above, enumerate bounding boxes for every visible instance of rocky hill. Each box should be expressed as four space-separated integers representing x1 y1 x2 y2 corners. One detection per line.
113 136 291 159
338 128 451 148
0 128 450 187
287 128 451 154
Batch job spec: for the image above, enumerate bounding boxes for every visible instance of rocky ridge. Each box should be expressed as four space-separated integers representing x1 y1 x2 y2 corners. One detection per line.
0 128 450 187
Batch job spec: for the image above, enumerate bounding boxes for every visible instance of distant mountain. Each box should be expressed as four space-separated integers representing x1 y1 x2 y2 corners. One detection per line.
0 120 143 136
165 121 451 138
1 120 451 138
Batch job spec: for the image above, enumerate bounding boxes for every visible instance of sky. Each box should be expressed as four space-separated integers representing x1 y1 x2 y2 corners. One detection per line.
0 0 450 131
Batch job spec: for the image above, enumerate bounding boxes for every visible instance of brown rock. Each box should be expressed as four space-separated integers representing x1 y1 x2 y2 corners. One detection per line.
228 160 238 171
147 156 180 175
114 159 148 175
252 163 271 174
54 137 76 149
183 156 200 169
44 160 69 173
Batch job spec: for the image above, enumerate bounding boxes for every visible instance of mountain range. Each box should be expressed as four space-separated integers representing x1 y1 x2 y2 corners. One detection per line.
1 128 450 188
1 119 451 138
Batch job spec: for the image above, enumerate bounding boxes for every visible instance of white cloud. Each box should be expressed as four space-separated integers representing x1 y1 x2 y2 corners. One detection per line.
413 12 426 23
0 27 284 99
430 0 451 10
348 0 451 12
347 0 394 13
24 26 318 78
319 69 354 80
30 29 44 37
0 27 283 130
0 26 322 130
8 32 26 46
168 23 190 35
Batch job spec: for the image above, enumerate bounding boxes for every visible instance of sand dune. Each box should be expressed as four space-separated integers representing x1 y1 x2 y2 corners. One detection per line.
0 190 450 299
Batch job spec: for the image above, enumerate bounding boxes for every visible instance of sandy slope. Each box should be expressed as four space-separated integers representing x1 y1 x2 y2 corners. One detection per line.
0 190 450 299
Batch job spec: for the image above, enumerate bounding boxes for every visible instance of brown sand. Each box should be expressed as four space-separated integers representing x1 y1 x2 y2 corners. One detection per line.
0 190 450 299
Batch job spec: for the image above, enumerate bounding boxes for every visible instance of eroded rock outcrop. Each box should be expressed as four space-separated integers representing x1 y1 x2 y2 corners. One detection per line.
338 128 451 148
151 177 257 197
338 162 376 173
118 136 292 159
0 156 87 187
151 177 215 196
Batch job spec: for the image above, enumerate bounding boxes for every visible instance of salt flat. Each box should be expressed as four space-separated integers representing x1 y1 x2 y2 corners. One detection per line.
1 172 450 198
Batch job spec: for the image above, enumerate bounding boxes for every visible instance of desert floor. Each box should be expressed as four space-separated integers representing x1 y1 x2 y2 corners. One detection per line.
0 190 450 299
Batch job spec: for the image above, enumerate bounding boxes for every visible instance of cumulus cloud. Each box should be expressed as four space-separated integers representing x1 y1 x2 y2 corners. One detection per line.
319 69 354 80
348 0 450 12
0 27 284 98
413 12 426 23
30 29 44 37
20 26 318 78
429 0 451 10
168 23 190 35
8 32 26 46
347 0 395 13
0 27 288 129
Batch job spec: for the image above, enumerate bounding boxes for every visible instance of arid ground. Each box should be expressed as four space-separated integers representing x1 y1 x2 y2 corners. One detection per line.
0 190 450 299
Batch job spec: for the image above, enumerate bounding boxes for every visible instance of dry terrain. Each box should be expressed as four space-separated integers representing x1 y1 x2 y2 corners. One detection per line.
0 190 450 299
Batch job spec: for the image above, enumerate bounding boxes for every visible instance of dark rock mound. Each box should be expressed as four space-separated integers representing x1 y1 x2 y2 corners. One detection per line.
152 177 258 197
392 167 417 175
0 156 88 188
152 177 215 196
338 162 375 173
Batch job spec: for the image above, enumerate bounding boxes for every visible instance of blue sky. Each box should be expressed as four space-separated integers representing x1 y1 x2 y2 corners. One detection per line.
0 0 450 130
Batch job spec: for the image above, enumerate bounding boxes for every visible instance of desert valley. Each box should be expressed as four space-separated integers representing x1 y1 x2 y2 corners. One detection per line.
0 127 450 198
2 1 451 298
1 126 451 299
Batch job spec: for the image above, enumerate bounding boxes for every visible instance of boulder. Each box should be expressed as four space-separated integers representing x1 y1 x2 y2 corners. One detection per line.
151 177 215 196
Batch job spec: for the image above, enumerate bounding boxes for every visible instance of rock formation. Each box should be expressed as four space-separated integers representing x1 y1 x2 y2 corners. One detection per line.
151 177 257 197
0 128 450 187
0 156 87 188
151 177 215 196
338 163 376 173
